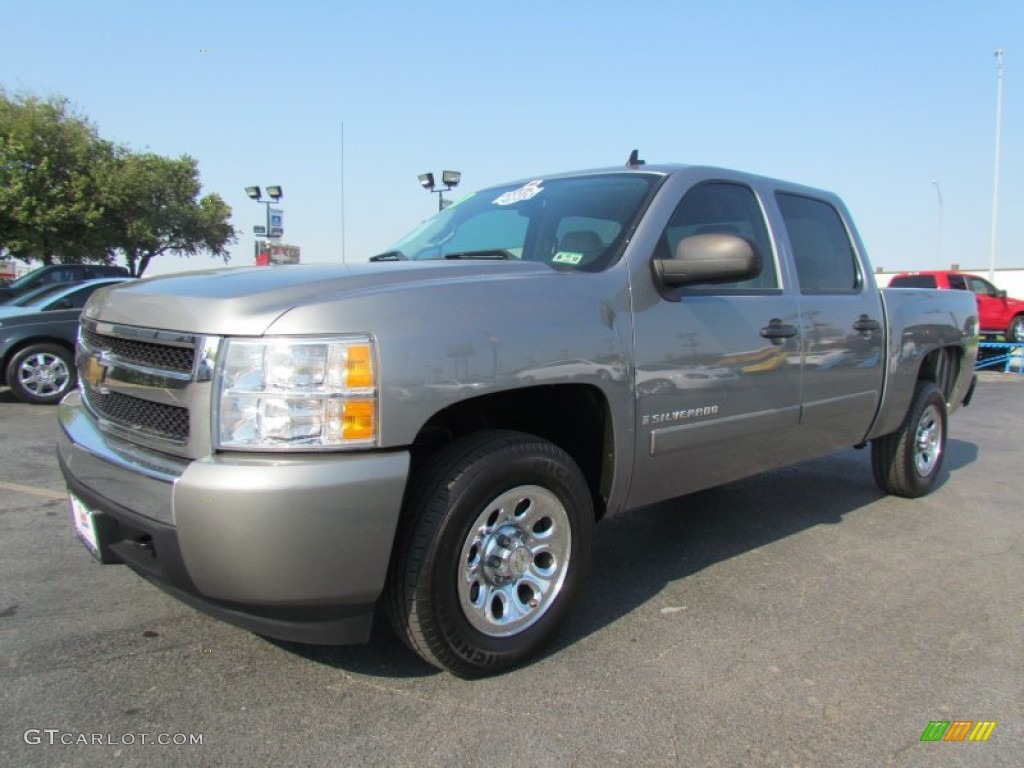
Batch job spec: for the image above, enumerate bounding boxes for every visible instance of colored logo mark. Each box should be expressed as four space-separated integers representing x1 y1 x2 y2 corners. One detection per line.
920 720 997 742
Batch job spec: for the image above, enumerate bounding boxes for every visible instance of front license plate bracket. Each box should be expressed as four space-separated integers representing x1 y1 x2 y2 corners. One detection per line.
69 493 120 564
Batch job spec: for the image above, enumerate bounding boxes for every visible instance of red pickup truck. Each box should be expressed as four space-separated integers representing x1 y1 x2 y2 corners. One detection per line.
888 270 1024 342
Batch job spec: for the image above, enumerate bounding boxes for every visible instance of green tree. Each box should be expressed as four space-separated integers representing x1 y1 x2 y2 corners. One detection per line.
0 90 114 264
1 89 237 276
99 151 237 276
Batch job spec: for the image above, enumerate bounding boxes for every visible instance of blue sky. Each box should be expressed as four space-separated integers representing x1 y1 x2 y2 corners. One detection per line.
5 0 1022 276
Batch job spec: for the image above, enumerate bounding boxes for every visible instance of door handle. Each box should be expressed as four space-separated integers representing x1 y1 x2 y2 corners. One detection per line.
852 315 881 333
760 319 798 345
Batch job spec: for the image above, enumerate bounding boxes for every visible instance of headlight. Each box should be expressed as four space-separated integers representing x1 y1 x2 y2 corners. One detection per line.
214 336 377 450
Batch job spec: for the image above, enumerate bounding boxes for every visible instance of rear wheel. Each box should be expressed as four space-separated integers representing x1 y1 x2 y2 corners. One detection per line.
386 430 593 677
871 381 947 498
1007 315 1024 343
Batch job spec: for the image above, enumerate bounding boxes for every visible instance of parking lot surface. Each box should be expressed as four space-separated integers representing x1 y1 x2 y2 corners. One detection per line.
1 375 1021 767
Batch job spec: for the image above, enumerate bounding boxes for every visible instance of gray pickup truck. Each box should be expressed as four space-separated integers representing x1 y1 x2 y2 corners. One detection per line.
58 161 978 676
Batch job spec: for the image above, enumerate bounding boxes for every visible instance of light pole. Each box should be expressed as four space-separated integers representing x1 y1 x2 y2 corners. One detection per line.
931 180 943 267
989 49 1004 282
245 186 283 263
418 170 461 211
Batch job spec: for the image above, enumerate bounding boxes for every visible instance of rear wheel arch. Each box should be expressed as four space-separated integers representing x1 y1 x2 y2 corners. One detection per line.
916 346 961 402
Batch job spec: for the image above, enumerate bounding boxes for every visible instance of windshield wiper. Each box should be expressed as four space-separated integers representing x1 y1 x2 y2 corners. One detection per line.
369 250 406 262
443 249 514 260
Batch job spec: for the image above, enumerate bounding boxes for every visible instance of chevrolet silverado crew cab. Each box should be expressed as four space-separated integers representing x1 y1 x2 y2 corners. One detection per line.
887 269 1024 342
59 161 978 677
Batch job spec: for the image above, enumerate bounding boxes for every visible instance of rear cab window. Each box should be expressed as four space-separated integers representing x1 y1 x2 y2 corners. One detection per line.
889 274 938 288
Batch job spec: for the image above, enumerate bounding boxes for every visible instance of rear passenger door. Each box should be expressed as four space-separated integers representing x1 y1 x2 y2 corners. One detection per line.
774 192 884 453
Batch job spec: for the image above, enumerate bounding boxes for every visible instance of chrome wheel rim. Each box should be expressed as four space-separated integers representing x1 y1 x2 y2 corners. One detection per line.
458 485 571 637
914 403 943 477
18 352 71 398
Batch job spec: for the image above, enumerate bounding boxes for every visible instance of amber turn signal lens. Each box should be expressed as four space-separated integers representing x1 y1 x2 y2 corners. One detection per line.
346 344 374 389
342 400 375 441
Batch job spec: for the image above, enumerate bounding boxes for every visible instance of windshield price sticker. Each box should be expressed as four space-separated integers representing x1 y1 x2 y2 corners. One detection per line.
493 180 544 206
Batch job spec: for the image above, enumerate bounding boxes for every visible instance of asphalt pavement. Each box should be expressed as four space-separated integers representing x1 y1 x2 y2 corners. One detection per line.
1 374 1021 767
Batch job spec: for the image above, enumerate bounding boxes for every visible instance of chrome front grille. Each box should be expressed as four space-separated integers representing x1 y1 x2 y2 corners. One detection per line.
82 384 190 441
82 328 196 373
78 320 218 458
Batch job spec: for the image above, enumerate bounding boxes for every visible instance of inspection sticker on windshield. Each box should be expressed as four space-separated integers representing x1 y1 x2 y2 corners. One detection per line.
552 251 584 265
493 180 544 206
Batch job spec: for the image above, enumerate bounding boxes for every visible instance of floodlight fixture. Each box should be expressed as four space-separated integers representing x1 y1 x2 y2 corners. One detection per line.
247 184 285 255
418 169 462 211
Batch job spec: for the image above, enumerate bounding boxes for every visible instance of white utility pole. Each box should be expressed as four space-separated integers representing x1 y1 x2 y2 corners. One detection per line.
989 49 1004 282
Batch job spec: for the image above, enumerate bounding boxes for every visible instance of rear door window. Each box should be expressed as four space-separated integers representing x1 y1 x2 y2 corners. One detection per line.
776 193 860 294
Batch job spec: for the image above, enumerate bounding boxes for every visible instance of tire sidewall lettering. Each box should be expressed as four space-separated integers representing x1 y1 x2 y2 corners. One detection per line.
427 440 591 669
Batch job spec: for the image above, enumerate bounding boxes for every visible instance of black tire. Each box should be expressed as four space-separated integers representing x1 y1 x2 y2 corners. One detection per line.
871 381 947 498
1007 315 1024 343
5 343 77 405
385 430 594 677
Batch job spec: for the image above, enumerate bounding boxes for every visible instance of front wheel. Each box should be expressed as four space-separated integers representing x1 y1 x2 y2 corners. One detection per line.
385 430 594 677
871 381 947 498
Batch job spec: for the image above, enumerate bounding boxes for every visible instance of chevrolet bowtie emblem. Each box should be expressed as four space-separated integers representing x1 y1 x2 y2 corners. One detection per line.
82 356 106 389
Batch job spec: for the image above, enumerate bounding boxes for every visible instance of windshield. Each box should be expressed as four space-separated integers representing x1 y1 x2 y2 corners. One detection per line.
382 173 660 271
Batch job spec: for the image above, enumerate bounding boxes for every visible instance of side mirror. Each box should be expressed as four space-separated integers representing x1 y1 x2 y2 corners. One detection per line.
995 289 1007 299
48 299 73 311
652 233 762 288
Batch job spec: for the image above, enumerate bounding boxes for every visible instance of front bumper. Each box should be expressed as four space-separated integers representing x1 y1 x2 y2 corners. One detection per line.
57 391 410 644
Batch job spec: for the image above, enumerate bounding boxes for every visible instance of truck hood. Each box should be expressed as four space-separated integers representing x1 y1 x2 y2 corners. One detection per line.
82 261 558 335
